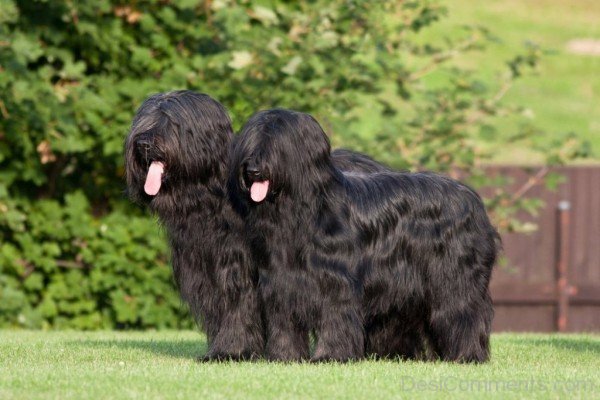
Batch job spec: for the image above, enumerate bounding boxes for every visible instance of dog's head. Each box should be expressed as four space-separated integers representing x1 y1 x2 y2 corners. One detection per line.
229 109 332 205
124 90 233 209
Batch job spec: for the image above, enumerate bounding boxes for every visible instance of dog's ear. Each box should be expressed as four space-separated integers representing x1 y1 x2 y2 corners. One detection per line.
296 112 331 162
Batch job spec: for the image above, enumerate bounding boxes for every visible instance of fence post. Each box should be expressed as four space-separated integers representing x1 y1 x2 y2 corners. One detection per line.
556 200 571 332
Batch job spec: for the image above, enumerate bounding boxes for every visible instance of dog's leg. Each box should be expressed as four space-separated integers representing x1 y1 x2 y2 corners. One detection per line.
366 316 425 360
426 289 493 363
264 316 309 362
394 328 426 360
200 289 265 362
311 303 364 363
308 255 364 362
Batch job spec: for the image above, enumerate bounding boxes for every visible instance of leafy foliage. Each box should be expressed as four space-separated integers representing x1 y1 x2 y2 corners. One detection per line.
0 0 587 328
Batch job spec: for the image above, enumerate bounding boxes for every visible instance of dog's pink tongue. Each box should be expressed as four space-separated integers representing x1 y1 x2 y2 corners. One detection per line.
144 161 165 196
250 180 269 202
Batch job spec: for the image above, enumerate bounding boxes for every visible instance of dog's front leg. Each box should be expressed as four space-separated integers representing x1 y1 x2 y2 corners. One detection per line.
312 302 364 363
261 272 310 362
200 288 265 362
264 317 310 362
309 257 365 363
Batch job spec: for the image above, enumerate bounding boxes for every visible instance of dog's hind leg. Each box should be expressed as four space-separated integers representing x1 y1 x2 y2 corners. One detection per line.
425 289 493 363
366 315 425 360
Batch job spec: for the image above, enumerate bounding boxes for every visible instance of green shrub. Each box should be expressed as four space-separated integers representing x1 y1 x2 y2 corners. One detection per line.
0 0 587 328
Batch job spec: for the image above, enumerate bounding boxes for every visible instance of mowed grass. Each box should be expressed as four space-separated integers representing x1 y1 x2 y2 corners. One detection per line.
0 331 598 400
424 0 600 162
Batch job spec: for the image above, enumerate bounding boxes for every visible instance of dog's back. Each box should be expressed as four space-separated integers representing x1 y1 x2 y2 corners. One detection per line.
339 170 499 266
342 171 485 225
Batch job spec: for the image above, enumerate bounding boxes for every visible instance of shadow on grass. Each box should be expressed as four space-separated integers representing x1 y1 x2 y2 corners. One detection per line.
72 338 207 360
501 335 600 354
71 334 600 362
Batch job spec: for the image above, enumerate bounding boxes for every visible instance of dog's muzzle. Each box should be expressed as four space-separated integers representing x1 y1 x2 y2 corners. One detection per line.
244 164 270 203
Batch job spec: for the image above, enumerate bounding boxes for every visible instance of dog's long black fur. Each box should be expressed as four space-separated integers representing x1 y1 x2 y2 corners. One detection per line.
229 109 500 363
124 91 391 360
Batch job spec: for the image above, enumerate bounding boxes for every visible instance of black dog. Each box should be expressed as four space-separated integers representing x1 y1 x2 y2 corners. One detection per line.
125 91 264 360
125 91 390 360
230 109 500 363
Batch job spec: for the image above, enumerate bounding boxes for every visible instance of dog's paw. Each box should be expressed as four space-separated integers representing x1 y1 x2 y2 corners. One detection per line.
264 352 306 363
196 352 224 363
197 350 260 363
310 350 359 363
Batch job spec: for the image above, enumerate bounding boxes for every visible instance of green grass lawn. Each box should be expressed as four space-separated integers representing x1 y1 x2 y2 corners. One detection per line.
1 331 598 399
427 0 600 162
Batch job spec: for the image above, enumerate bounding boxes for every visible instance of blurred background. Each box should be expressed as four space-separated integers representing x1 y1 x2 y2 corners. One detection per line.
0 0 598 331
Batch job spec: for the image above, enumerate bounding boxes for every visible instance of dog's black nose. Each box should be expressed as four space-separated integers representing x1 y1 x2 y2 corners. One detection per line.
136 132 154 149
137 139 152 148
246 166 261 179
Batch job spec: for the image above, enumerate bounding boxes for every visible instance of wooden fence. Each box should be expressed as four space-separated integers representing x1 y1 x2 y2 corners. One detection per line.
486 166 600 332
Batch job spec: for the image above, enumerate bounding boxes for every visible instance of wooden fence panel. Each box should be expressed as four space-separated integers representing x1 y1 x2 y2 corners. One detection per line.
485 166 600 332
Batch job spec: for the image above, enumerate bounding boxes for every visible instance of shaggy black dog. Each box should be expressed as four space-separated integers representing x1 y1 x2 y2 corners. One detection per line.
125 91 264 360
229 109 500 363
125 91 389 360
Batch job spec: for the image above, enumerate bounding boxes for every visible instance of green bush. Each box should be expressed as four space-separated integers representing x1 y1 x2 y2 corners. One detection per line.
0 190 190 329
0 0 587 328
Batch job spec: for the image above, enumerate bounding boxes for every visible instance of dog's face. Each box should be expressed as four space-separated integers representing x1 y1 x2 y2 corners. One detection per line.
125 91 233 209
230 109 332 205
